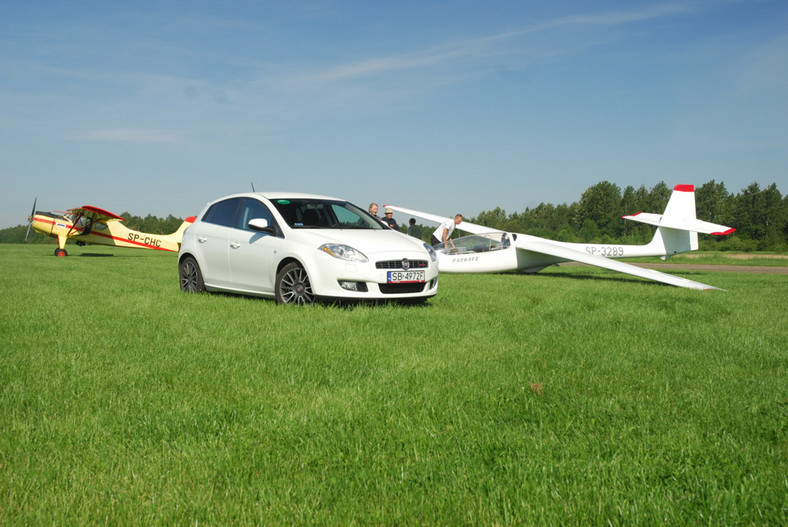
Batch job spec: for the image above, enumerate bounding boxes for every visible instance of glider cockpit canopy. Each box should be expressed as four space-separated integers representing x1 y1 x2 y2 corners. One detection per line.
433 232 514 254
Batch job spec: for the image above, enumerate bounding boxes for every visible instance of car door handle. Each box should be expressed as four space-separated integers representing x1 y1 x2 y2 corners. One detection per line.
230 242 241 249
198 236 207 243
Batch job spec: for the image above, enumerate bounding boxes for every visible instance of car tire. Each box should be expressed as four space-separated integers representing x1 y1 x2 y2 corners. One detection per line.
179 256 206 293
275 262 314 305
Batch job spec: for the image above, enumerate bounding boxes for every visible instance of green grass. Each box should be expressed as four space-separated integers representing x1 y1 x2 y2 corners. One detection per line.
1 244 786 524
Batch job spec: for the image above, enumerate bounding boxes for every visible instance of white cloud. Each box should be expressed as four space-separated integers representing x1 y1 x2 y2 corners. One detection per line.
294 3 698 84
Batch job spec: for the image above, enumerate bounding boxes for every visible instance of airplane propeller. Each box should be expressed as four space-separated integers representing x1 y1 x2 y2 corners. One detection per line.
25 197 37 241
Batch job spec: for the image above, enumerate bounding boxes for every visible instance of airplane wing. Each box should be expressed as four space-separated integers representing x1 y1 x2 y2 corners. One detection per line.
518 239 721 290
385 205 502 236
68 206 125 223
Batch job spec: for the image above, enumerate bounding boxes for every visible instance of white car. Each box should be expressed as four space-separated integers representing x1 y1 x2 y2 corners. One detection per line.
178 192 439 304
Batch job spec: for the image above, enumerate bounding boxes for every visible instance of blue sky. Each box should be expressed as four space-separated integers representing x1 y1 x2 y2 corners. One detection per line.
2 0 786 229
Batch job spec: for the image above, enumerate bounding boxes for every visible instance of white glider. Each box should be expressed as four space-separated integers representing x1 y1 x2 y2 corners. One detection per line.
387 184 735 290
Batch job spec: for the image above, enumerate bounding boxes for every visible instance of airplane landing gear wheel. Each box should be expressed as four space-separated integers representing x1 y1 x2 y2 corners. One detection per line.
55 248 67 257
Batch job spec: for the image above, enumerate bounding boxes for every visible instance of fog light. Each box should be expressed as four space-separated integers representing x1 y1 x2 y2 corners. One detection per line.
339 280 367 292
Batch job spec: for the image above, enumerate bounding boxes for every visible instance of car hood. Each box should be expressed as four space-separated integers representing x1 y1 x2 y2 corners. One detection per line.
292 228 427 256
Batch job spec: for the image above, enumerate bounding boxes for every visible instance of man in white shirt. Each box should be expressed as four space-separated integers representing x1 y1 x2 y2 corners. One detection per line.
431 214 463 249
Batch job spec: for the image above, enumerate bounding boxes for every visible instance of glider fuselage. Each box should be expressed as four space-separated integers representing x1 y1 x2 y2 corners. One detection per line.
435 233 667 273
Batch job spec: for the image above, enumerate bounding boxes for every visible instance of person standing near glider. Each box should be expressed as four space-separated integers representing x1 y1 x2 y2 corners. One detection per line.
431 214 463 249
382 207 398 230
407 218 422 239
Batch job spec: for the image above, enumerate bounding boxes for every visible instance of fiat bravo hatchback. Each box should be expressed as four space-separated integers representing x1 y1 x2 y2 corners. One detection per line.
178 192 439 304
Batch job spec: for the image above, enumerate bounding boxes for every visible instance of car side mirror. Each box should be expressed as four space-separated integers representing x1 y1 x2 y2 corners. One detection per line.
248 218 274 233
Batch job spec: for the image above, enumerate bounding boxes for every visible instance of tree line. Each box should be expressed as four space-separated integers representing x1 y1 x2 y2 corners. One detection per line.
4 180 787 251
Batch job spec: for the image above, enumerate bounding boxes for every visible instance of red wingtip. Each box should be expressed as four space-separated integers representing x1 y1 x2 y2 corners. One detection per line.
674 184 694 192
711 228 736 236
185 216 197 223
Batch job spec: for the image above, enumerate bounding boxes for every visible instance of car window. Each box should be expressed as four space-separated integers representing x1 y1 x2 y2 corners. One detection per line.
331 204 364 227
203 198 241 227
237 198 275 232
271 199 383 229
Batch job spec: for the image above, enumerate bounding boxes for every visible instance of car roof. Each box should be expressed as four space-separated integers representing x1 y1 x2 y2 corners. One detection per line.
202 192 349 208
209 192 346 202
254 192 345 201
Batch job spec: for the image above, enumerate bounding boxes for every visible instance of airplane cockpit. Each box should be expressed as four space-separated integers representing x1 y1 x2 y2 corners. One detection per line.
65 212 95 236
433 232 515 254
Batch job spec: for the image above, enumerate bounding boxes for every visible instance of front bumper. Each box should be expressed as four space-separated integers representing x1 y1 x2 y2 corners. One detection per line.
307 252 439 300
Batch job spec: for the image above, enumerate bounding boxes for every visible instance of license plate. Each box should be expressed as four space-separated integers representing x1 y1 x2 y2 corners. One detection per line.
387 270 425 283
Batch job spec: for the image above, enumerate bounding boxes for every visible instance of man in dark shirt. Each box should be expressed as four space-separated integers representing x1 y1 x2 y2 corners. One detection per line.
382 207 398 230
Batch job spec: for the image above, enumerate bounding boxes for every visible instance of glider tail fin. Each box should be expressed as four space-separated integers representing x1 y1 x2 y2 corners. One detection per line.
623 184 735 259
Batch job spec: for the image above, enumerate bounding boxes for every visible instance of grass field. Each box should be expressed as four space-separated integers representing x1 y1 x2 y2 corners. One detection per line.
1 244 786 524
631 251 788 267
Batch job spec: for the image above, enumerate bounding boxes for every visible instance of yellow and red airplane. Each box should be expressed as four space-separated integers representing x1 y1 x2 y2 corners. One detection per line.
26 198 196 256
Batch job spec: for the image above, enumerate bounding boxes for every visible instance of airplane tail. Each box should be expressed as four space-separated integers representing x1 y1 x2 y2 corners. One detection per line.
162 216 197 244
623 185 735 259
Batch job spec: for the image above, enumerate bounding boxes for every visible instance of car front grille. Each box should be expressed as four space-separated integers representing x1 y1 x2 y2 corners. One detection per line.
378 282 426 294
375 259 428 270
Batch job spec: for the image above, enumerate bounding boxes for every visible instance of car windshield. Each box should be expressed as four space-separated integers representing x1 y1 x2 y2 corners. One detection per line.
271 198 384 230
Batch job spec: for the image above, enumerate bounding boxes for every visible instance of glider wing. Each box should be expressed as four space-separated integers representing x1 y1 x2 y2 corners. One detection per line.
384 205 502 235
517 239 721 290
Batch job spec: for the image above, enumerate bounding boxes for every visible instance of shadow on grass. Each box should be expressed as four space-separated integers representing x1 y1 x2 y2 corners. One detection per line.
184 290 434 309
535 266 716 287
536 270 666 287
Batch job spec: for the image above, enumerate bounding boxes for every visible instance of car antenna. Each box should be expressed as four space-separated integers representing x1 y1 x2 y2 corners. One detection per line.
251 182 256 192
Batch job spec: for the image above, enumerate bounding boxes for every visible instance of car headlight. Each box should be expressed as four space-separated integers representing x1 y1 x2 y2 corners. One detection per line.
423 242 438 263
319 243 369 263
